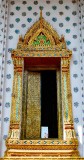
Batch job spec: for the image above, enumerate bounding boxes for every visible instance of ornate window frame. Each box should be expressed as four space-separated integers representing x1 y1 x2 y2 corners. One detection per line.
5 12 79 158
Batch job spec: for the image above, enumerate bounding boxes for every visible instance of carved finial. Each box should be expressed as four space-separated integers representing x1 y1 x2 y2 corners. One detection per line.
40 9 42 19
60 35 65 42
40 10 43 28
19 35 23 42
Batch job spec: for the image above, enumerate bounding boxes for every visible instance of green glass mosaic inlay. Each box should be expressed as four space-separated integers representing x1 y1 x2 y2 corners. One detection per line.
33 34 51 46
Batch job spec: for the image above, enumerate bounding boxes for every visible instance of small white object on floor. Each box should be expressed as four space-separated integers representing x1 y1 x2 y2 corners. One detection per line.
41 126 48 138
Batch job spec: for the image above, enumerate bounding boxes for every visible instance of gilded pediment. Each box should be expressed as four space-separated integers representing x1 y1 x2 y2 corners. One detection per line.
23 10 60 46
17 11 66 47
12 11 72 58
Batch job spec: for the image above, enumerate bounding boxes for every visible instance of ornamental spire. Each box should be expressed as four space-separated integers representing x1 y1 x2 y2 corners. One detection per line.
40 9 42 19
40 9 43 28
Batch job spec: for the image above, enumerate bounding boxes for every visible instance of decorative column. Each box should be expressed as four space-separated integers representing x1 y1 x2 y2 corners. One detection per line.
61 57 76 140
57 70 62 139
9 57 24 139
21 70 28 140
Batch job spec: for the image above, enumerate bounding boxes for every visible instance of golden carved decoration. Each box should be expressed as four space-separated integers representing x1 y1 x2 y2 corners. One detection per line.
57 70 63 139
4 11 83 160
26 71 41 139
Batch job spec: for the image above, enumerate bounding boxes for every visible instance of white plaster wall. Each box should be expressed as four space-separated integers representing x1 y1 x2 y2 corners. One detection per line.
0 0 84 157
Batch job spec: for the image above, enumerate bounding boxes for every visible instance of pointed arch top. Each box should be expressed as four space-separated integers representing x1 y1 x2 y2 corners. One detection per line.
12 11 72 58
23 11 60 46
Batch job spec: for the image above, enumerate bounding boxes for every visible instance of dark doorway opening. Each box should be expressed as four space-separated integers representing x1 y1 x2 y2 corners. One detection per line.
41 70 58 138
